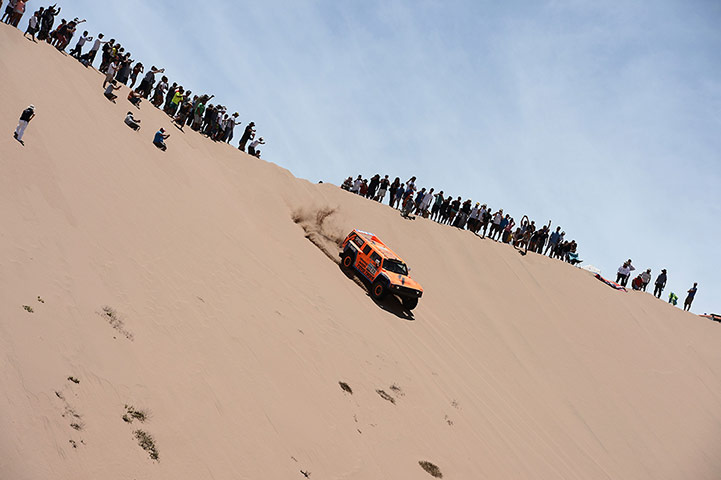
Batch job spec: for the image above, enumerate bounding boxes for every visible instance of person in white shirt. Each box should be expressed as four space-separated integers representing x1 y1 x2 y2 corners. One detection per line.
103 60 119 88
248 136 265 156
69 30 92 58
23 9 40 41
419 188 434 216
616 261 633 287
351 175 362 194
88 33 108 66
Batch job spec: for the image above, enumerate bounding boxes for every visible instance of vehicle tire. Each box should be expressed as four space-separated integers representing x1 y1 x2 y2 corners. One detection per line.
341 252 354 269
402 297 418 310
371 279 387 300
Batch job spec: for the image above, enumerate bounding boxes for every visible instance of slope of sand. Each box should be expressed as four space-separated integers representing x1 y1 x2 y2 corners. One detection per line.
2 26 721 480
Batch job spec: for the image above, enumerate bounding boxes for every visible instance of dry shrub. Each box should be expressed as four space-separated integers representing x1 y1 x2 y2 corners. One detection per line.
419 460 443 478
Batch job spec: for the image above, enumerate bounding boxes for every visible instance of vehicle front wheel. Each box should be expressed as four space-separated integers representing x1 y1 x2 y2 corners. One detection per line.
402 296 418 310
341 252 354 269
371 279 387 300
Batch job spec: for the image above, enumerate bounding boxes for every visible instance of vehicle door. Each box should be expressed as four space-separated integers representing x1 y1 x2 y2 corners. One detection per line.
356 244 374 280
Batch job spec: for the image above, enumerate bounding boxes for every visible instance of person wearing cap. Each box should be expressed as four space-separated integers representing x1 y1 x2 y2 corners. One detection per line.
248 135 265 156
13 104 35 145
153 128 169 151
653 269 667 298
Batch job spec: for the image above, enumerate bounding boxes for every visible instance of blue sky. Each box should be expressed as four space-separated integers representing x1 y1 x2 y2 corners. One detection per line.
58 0 719 314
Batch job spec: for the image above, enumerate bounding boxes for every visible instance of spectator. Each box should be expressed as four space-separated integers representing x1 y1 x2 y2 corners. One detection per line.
640 269 652 292
103 58 119 88
616 261 632 287
23 8 41 41
124 111 141 131
248 137 265 156
129 62 144 88
9 0 25 27
238 121 255 152
127 89 143 108
388 178 400 207
13 104 35 146
653 269 667 298
104 81 120 102
87 33 107 66
375 175 390 202
153 128 169 151
69 30 92 58
37 4 60 41
683 283 698 312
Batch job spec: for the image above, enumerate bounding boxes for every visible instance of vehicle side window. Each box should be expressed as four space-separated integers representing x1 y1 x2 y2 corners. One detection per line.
370 252 382 266
363 245 372 255
353 237 365 248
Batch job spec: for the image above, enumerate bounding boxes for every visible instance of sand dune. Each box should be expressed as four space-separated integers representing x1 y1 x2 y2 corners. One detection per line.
1 26 721 479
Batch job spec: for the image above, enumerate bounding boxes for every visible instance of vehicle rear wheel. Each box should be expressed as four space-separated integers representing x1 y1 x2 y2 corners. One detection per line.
402 296 418 310
341 252 354 269
371 279 387 300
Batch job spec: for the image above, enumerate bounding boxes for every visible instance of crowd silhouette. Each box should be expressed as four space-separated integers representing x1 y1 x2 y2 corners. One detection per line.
3 1 265 157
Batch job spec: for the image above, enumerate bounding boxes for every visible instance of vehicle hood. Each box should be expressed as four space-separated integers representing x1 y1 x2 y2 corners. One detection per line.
386 273 423 292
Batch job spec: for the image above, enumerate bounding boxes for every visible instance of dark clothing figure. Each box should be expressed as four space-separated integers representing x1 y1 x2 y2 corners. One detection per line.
238 123 255 151
653 271 667 298
683 284 697 312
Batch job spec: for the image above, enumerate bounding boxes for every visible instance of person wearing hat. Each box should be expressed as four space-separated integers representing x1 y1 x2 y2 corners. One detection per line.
247 135 265 156
13 104 35 146
238 121 255 152
153 128 169 151
654 269 667 298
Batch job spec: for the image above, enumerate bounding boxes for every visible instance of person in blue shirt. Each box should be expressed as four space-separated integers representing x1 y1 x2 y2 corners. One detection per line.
153 128 169 151
545 226 561 256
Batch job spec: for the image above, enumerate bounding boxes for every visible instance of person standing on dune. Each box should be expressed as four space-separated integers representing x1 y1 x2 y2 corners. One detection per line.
13 104 35 146
238 121 255 152
653 269 667 298
683 283 698 312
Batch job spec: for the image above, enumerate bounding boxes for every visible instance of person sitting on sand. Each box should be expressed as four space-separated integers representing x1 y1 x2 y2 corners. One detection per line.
104 81 121 102
127 89 143 108
13 104 35 146
124 111 141 131
153 128 169 151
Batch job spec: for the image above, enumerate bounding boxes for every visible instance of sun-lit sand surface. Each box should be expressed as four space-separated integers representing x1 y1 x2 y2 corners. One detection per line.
2 25 721 479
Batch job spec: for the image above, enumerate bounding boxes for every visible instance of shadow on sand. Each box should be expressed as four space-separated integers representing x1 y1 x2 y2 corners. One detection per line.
338 265 415 321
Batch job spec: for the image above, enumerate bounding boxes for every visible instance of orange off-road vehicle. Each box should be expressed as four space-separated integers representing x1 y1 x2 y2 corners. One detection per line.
339 229 423 310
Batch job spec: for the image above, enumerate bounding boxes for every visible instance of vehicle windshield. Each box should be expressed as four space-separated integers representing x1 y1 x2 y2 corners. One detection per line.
383 259 408 276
